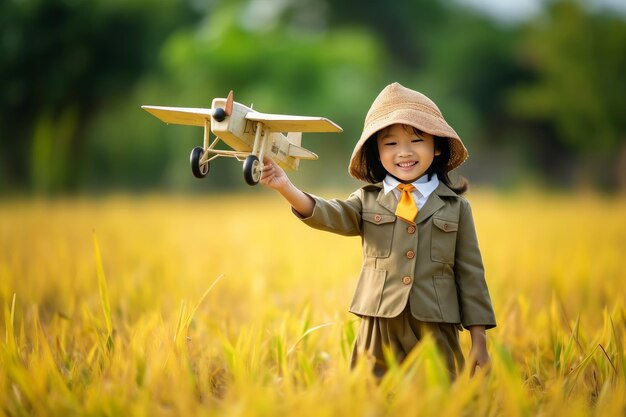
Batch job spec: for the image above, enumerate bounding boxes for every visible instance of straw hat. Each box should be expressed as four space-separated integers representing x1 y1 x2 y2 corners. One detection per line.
348 82 468 182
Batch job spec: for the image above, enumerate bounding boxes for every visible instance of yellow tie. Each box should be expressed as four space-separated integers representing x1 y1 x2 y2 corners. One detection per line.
396 184 418 223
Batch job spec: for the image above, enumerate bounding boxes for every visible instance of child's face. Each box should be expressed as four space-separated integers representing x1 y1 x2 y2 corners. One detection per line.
376 124 440 183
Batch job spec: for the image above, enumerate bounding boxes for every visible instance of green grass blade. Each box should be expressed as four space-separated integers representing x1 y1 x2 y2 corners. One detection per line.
287 321 334 356
4 293 17 356
92 232 113 341
185 273 224 329
174 299 187 345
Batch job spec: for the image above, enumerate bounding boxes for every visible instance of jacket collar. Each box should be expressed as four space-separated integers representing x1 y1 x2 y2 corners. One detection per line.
374 181 457 224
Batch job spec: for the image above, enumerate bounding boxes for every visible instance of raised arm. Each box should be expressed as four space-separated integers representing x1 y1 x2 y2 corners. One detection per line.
260 157 314 217
260 157 362 236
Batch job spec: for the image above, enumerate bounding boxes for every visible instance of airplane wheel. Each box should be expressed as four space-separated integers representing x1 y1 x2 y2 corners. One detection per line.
243 155 261 185
190 147 209 178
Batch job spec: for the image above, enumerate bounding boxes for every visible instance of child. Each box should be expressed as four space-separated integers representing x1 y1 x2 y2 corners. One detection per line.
260 82 496 377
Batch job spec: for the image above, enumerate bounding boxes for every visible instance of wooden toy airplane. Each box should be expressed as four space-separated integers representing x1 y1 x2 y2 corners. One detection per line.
142 91 343 185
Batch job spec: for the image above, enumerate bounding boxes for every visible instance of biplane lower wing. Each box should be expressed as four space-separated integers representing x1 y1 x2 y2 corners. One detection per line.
245 112 343 133
141 106 213 127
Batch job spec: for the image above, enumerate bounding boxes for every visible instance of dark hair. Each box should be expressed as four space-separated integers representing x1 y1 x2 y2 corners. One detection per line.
360 127 468 195
428 137 468 195
361 134 388 183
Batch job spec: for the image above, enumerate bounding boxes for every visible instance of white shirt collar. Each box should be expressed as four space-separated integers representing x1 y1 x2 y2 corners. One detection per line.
382 174 439 198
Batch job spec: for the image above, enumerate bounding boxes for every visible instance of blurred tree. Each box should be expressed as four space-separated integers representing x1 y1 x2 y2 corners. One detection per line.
510 0 626 189
0 0 198 193
409 10 529 186
325 0 449 68
105 0 388 190
2 0 624 193
323 1 529 185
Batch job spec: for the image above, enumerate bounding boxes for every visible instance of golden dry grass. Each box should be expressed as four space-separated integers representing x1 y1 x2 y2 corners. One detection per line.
1 189 625 416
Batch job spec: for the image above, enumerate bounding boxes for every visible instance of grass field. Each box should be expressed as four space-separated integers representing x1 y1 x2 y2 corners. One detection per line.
1 189 625 416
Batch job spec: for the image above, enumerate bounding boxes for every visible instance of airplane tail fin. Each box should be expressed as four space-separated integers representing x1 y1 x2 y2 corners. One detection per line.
287 132 302 147
287 132 317 160
288 143 318 160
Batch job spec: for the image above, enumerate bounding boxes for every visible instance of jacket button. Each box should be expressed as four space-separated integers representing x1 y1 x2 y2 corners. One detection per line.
406 225 416 234
374 214 382 222
406 250 415 260
402 276 412 285
443 223 449 231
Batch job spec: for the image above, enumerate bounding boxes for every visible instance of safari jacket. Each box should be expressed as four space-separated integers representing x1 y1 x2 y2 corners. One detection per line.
297 182 496 330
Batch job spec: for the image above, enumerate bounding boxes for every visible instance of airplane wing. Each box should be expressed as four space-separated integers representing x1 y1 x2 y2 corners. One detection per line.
245 112 343 133
141 106 213 127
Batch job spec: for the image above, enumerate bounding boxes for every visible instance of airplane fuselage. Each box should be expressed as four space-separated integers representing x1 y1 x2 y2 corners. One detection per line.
211 98 301 171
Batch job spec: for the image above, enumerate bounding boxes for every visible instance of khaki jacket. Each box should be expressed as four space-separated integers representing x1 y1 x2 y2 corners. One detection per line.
298 182 496 330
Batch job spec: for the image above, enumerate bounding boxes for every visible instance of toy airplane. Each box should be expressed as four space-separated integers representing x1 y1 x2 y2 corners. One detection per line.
142 91 343 185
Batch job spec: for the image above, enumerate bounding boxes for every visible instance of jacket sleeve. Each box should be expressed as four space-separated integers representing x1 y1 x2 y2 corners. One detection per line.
292 189 363 236
454 199 497 330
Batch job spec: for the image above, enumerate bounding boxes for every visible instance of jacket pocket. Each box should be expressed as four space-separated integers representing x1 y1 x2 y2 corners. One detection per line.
430 217 458 264
362 212 396 258
349 267 386 316
432 275 461 322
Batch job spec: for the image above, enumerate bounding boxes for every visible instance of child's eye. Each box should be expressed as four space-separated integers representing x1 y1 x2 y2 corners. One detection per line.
384 142 397 146
411 138 424 143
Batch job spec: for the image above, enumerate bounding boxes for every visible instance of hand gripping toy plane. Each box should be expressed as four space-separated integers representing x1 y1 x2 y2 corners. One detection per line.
142 91 343 185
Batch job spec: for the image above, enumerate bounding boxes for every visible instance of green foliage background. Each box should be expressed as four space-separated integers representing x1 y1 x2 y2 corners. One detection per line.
1 0 625 194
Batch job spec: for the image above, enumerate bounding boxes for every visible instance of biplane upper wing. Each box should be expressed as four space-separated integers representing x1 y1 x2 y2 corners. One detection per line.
245 112 343 133
142 106 213 127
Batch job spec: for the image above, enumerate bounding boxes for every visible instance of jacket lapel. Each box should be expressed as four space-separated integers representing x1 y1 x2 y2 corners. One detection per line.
373 180 458 222
415 193 444 224
375 185 397 214
415 182 457 225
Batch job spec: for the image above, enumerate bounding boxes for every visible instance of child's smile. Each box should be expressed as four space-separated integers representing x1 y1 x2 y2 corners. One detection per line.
397 161 418 169
377 124 440 183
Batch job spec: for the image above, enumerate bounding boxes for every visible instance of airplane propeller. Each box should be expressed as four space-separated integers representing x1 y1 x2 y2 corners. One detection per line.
212 90 234 122
225 90 234 116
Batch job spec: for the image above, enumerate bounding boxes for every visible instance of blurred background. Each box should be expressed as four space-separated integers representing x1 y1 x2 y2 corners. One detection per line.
1 0 625 195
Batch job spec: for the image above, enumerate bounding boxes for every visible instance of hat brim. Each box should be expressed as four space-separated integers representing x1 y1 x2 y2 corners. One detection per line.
348 109 468 182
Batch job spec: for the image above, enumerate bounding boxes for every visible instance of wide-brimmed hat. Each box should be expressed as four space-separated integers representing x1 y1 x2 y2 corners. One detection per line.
348 82 468 182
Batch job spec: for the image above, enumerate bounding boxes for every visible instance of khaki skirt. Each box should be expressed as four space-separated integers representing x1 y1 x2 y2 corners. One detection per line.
351 304 465 378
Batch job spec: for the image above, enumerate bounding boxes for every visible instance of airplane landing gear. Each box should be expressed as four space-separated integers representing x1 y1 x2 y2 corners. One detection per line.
190 147 209 178
243 155 261 185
